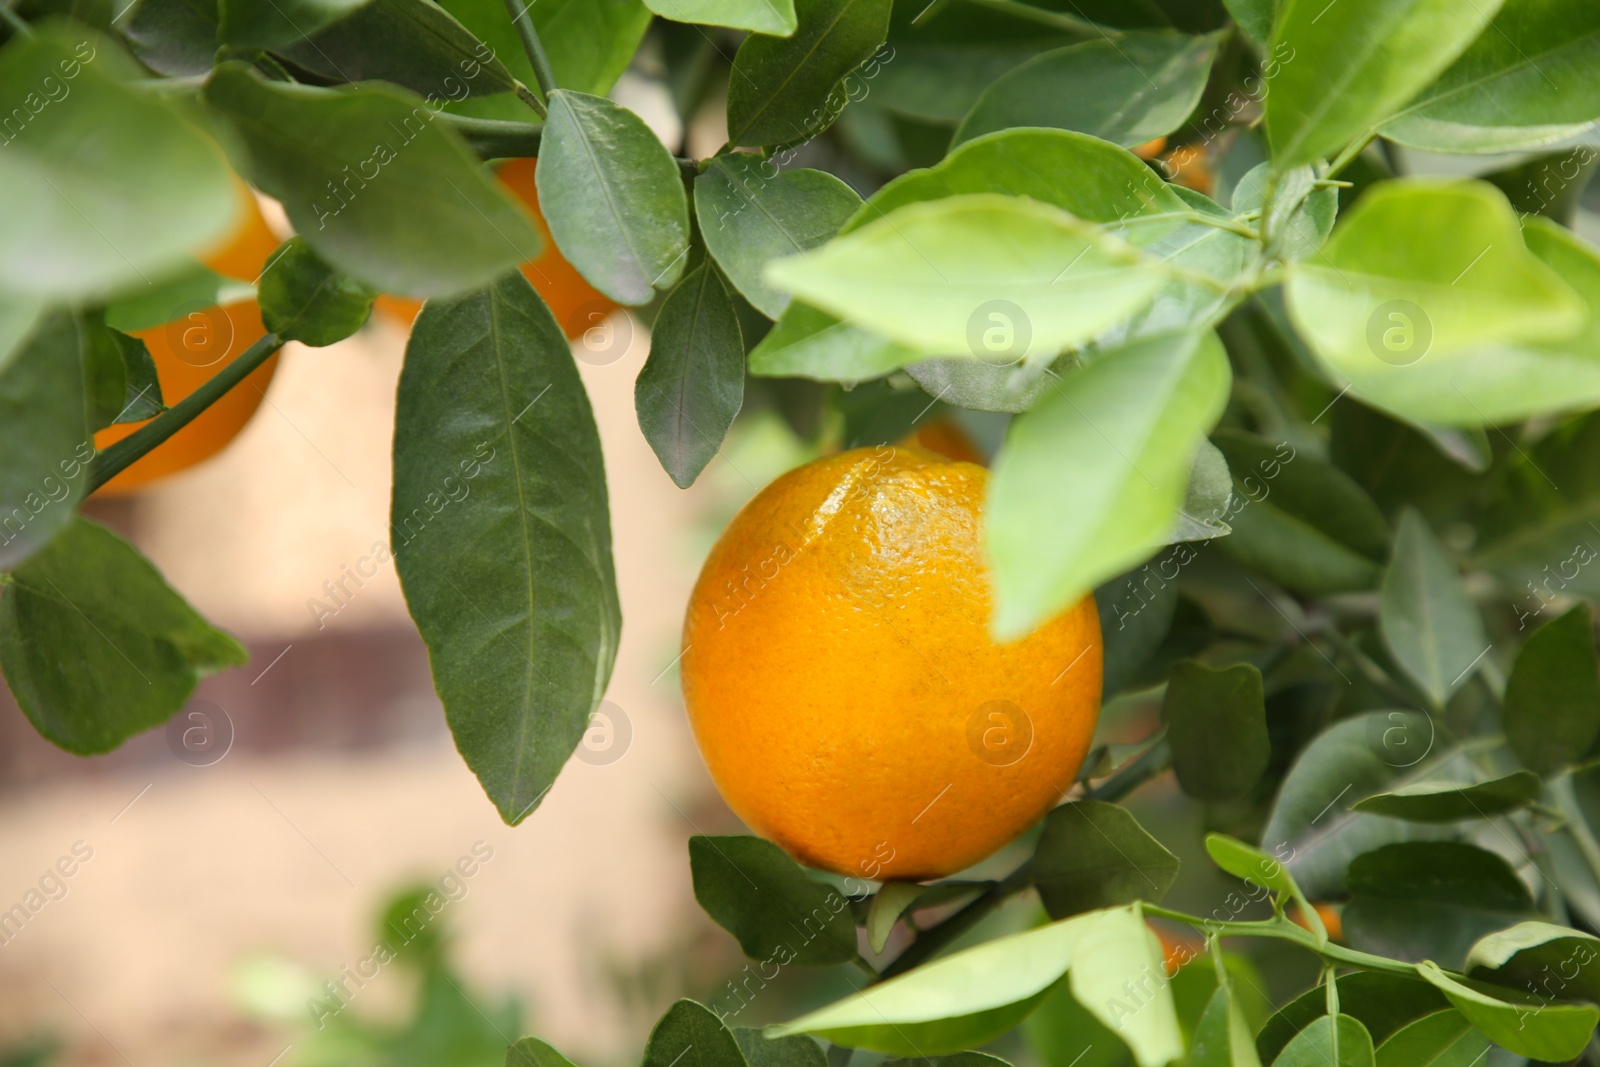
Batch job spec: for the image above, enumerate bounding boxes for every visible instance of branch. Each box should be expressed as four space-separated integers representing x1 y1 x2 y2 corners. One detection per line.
500 0 559 102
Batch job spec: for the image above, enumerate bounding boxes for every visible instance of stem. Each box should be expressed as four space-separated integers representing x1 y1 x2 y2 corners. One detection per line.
89 333 285 492
501 0 559 102
0 3 32 36
1084 738 1172 803
958 0 1115 36
878 866 1033 980
441 115 544 159
1325 134 1376 180
512 81 547 120
1143 905 1430 979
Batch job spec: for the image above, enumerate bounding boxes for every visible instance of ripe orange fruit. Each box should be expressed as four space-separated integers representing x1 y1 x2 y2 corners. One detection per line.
681 446 1103 880
900 419 985 465
1160 144 1215 196
93 301 276 496
374 158 617 340
1292 902 1343 942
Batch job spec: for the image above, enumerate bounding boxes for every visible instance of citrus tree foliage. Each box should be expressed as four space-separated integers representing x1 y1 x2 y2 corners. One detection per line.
5 0 1600 1063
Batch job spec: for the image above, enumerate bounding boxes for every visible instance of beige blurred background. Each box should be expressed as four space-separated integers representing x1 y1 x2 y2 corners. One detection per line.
0 303 793 1066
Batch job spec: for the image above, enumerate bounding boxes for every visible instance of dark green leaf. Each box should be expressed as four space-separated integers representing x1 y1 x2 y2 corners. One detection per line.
645 1001 745 1067
871 41 1064 124
1264 0 1499 166
1351 771 1543 822
1342 842 1535 968
79 311 127 434
1466 920 1600 1006
1028 801 1181 919
217 0 362 49
1380 510 1488 709
1025 977 1133 1067
1211 429 1389 596
0 518 247 754
0 29 236 301
0 314 92 569
647 0 796 33
1257 973 1448 1064
726 0 892 147
506 1037 581 1067
1372 1010 1487 1067
1483 148 1599 226
1416 961 1599 1063
1096 562 1180 699
1260 711 1470 899
1163 661 1268 801
988 331 1231 638
695 156 861 320
205 66 541 297
104 263 254 334
258 237 378 347
1189 976 1261 1067
1223 0 1271 45
391 272 619 825
1504 604 1600 774
635 265 745 488
1379 0 1600 153
689 835 857 966
122 0 221 75
537 90 690 305
733 1030 826 1067
955 31 1221 148
1271 1015 1374 1067
272 0 516 98
102 326 164 424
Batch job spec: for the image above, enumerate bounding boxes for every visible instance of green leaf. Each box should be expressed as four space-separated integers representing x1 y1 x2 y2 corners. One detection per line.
0 29 236 301
1190 979 1262 1067
104 263 254 334
0 314 92 569
1271 1016 1375 1067
748 301 918 382
646 1001 746 1067
271 0 517 99
871 40 1066 124
1466 920 1600 1005
1096 565 1180 699
80 312 129 433
733 1030 826 1067
866 882 926 955
102 326 165 423
506 1037 581 1067
1025 977 1135 1067
986 330 1230 639
1379 0 1600 153
391 272 619 825
258 237 378 347
1231 163 1338 264
123 0 222 75
1504 604 1600 774
0 296 42 378
437 0 649 110
1028 801 1181 919
769 194 1167 362
647 0 796 34
1204 834 1299 898
1284 182 1595 428
1162 661 1268 801
1264 0 1502 166
1415 960 1599 1062
1351 771 1543 822
769 906 1181 1064
689 835 858 966
1257 973 1449 1064
537 90 690 305
1342 842 1535 968
635 265 745 489
217 0 364 49
1380 510 1488 709
695 157 862 320
1372 1010 1487 1067
205 66 541 298
955 31 1222 148
1223 0 1272 45
1172 440 1233 542
0 518 247 754
883 1056 1008 1067
1210 430 1389 596
727 0 892 147
1260 711 1470 899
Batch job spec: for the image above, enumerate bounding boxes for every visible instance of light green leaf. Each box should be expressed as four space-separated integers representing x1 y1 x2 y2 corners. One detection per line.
1372 1010 1488 1067
507 1037 581 1067
696 157 861 320
1416 960 1599 1062
1224 0 1273 45
867 882 927 954
104 263 254 335
437 0 649 111
1504 602 1600 775
1271 1016 1375 1067
0 29 236 301
646 0 796 34
205 65 541 298
1380 0 1600 153
727 0 892 147
1028 801 1181 920
0 314 92 569
986 330 1230 639
1257 973 1449 1064
747 301 918 382
1204 834 1298 898
0 518 247 754
257 237 377 347
1173 439 1233 541
1190 979 1262 1067
1231 163 1337 263
1351 771 1543 822
1380 510 1488 709
955 31 1222 148
1067 906 1184 1067
1163 661 1269 801
1265 0 1502 166
1466 921 1600 1005
538 90 690 305
690 835 858 966
391 272 619 825
768 194 1167 363
645 1001 745 1067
